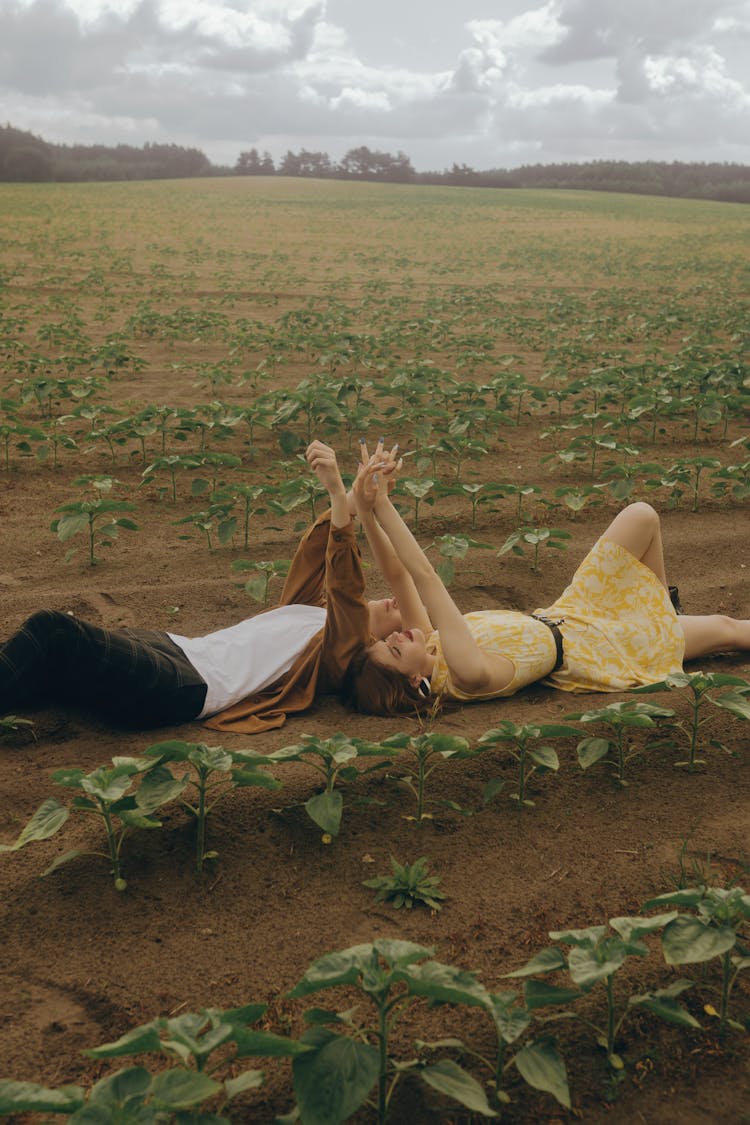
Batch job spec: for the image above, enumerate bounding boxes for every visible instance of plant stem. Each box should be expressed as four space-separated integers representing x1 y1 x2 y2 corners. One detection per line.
689 694 699 770
196 770 207 873
518 746 526 805
606 974 616 1057
719 951 731 1036
100 803 122 885
377 1002 389 1125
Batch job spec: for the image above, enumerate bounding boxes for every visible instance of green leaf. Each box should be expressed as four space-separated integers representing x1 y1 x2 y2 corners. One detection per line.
149 1069 222 1109
305 790 343 837
420 1059 497 1116
0 1079 84 1115
223 1070 264 1100
514 1040 571 1109
523 979 584 1010
43 848 85 876
630 982 701 1028
86 1022 163 1059
661 916 737 964
292 1029 379 1125
401 961 488 1008
482 777 506 803
505 946 566 978
136 768 187 813
576 737 610 769
528 745 559 770
231 1029 312 1059
85 1066 152 1108
713 689 750 720
0 797 69 852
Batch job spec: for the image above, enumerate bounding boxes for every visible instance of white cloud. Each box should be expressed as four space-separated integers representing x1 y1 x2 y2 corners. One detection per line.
0 0 749 168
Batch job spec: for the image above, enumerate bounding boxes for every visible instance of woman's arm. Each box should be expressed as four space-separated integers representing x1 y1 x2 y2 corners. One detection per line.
368 464 512 694
306 440 351 528
352 442 433 635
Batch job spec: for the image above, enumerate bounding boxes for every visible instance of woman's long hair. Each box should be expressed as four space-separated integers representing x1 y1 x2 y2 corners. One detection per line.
343 644 433 717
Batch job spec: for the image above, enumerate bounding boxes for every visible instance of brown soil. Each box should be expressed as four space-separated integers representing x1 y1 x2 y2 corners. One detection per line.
0 180 748 1123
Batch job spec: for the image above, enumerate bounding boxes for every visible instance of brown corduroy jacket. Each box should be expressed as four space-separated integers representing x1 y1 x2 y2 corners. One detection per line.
203 511 369 734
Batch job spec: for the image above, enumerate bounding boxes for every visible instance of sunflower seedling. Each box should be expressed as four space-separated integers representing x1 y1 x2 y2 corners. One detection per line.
0 756 186 889
364 856 446 911
478 722 579 808
506 914 698 1070
265 732 396 840
0 1000 309 1120
286 939 497 1124
565 701 675 787
378 731 475 822
643 884 750 1036
145 740 282 873
632 671 750 771
51 475 139 565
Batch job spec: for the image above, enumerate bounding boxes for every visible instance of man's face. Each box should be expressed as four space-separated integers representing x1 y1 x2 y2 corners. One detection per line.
367 597 402 639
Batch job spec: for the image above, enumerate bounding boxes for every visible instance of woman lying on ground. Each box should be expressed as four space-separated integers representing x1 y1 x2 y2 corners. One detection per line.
0 441 406 734
345 442 750 716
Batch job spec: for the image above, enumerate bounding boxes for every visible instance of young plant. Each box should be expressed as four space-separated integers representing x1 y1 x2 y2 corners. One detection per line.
378 731 475 822
286 939 497 1124
478 721 580 808
51 475 139 565
506 914 698 1069
0 1001 308 1120
0 757 186 890
643 885 750 1036
565 701 675 787
265 733 396 840
427 533 493 586
145 740 282 873
364 856 446 912
174 498 237 550
632 671 750 770
232 557 291 605
498 527 571 574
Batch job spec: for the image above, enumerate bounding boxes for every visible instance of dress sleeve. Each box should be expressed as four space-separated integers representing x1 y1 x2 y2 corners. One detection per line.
318 519 371 691
277 509 332 608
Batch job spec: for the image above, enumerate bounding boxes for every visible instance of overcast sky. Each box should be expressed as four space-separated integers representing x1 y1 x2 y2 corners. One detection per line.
2 0 749 170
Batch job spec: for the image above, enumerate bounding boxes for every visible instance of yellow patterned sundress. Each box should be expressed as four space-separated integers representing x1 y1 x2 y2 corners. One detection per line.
428 537 685 701
428 612 559 701
536 536 685 693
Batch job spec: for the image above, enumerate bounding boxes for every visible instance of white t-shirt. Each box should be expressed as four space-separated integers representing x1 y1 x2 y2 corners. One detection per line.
169 604 326 718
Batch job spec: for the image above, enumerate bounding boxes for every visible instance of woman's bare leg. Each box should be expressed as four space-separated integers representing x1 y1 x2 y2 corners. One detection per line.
679 615 750 661
600 502 668 587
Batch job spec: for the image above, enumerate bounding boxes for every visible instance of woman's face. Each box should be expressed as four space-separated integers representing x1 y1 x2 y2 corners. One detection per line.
367 597 402 639
369 627 430 681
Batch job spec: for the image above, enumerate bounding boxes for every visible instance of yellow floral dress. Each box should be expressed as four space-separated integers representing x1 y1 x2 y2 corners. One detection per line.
429 537 685 701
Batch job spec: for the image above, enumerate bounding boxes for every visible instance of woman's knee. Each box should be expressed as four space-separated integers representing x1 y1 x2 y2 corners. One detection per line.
622 501 659 530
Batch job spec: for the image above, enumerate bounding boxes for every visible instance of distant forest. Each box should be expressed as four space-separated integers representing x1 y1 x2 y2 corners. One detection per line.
1 122 749 203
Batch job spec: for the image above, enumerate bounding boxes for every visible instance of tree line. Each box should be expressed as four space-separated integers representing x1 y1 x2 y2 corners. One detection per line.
1 122 748 203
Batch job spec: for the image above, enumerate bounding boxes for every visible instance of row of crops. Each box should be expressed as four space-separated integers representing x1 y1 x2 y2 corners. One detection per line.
1 714 748 1122
1 181 749 1122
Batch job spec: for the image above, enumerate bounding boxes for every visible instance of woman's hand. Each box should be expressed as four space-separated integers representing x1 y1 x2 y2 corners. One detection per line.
358 438 402 503
306 440 345 498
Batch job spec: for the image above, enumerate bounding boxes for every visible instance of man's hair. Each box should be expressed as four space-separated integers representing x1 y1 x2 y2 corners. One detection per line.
343 645 432 716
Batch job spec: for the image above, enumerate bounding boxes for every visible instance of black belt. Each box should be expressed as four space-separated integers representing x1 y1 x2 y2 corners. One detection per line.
530 614 565 672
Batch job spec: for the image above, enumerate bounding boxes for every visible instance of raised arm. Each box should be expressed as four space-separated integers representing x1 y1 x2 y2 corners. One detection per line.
353 440 433 636
367 459 511 695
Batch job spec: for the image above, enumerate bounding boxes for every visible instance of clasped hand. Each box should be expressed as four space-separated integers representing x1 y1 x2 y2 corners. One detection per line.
354 438 402 511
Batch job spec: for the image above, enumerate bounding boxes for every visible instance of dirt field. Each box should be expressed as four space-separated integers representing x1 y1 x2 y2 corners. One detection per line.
0 179 748 1122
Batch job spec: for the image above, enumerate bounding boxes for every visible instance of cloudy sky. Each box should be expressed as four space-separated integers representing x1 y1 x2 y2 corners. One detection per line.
2 0 749 170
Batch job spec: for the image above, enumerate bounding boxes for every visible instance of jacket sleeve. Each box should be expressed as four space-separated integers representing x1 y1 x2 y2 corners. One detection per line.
277 509 332 608
317 519 371 692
